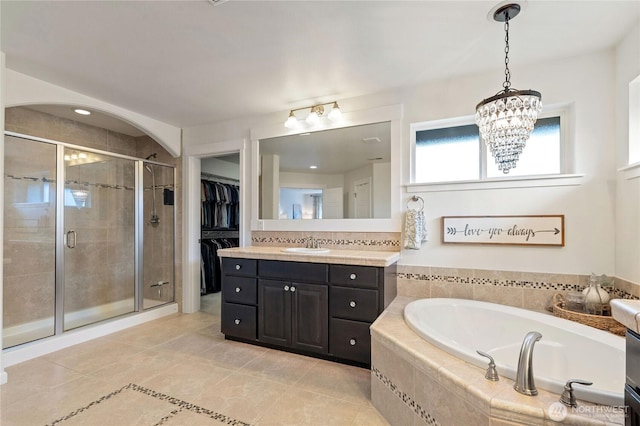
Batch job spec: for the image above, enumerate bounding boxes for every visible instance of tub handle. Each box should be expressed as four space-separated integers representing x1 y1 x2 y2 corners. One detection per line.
560 379 593 407
476 350 499 381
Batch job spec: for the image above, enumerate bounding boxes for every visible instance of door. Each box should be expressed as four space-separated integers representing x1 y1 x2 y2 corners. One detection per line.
3 136 57 348
63 148 136 330
322 187 343 219
258 279 291 346
354 178 372 218
291 282 328 354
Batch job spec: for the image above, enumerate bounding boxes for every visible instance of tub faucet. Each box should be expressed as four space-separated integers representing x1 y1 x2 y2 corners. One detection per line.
514 331 542 396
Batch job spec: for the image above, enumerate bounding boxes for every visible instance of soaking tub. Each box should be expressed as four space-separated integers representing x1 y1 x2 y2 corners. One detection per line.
403 298 625 406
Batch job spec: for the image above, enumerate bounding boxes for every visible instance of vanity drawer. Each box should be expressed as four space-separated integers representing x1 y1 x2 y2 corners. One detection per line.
222 258 257 277
222 277 257 305
221 303 257 340
330 265 379 289
259 260 328 283
330 318 371 365
330 286 379 322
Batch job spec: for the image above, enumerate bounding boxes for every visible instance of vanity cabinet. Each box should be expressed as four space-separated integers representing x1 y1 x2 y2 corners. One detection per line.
220 259 258 341
259 279 329 354
220 257 396 367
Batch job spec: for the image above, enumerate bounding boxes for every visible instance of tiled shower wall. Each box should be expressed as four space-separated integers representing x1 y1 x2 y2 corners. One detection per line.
4 107 182 326
253 230 639 312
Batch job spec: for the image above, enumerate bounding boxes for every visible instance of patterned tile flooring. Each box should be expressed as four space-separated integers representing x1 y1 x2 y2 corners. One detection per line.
1 294 388 426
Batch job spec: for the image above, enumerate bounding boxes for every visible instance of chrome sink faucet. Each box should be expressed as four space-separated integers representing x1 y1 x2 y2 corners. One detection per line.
305 236 320 249
514 331 542 396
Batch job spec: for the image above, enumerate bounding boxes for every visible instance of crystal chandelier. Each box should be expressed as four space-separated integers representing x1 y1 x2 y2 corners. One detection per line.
475 3 542 174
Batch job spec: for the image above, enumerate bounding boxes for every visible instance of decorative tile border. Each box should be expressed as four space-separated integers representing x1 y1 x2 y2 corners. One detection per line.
397 271 639 299
372 366 440 426
252 236 400 247
47 383 252 426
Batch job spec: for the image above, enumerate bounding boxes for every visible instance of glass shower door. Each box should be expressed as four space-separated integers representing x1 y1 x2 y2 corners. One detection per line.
142 163 175 309
2 136 57 348
63 148 136 330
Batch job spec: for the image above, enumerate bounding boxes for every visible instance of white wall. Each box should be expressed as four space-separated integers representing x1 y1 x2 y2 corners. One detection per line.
615 23 640 285
373 162 391 218
279 171 343 189
184 47 628 277
201 157 240 180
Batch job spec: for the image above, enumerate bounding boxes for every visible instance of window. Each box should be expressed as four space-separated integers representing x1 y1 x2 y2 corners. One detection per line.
412 110 566 184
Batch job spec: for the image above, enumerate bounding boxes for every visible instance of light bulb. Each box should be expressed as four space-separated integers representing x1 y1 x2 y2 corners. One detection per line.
306 109 320 125
284 111 298 129
74 109 91 115
328 102 342 121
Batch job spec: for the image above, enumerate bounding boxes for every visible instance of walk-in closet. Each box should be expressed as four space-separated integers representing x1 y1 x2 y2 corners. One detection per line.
200 154 240 298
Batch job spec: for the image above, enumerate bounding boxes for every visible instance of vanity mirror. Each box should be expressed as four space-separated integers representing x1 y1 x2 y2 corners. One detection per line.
250 104 402 232
258 122 391 220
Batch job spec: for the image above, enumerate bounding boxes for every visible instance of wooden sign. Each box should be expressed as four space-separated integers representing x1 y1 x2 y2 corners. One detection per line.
442 215 564 246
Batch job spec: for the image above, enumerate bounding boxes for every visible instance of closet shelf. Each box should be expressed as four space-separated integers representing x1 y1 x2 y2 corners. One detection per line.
202 229 239 240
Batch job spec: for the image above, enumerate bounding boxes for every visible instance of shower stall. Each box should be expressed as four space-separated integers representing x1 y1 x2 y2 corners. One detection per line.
2 133 176 349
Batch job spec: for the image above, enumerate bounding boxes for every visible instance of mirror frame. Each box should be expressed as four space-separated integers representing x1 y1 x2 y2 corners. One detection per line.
250 104 402 232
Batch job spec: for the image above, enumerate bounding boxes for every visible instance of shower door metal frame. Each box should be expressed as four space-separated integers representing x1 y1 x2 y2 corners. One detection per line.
4 131 176 339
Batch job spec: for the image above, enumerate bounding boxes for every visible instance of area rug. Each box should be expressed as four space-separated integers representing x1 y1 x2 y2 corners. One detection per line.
46 383 252 426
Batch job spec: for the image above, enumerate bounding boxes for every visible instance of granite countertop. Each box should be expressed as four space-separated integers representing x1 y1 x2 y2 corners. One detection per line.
611 299 640 334
217 246 400 267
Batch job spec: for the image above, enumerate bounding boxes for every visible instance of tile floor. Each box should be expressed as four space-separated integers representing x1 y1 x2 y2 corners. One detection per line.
0 293 389 426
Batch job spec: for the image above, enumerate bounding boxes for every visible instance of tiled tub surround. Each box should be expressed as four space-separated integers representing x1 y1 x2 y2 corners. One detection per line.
251 231 401 251
371 296 625 425
397 265 640 314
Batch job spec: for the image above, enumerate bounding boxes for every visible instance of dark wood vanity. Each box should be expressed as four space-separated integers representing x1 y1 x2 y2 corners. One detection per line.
220 253 397 367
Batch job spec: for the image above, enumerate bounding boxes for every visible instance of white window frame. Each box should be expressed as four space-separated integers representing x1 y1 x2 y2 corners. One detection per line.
408 103 583 192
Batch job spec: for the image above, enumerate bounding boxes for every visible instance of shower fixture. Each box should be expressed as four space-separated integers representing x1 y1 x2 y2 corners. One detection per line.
144 153 160 227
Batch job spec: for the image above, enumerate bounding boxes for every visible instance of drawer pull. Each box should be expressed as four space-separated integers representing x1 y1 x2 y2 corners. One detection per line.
235 264 241 270
349 338 357 346
349 273 357 280
284 285 290 291
349 301 356 308
234 319 241 325
290 286 296 292
235 287 241 293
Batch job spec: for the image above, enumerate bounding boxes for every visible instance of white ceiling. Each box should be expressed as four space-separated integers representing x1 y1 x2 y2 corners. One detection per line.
2 1 639 129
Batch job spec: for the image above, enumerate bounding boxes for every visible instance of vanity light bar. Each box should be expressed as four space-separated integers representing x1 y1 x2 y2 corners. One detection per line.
284 101 342 129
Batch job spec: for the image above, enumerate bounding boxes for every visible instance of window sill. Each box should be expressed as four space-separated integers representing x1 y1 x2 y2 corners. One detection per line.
619 162 640 180
406 174 585 192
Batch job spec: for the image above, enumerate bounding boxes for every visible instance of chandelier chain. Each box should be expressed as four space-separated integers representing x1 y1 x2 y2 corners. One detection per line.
503 12 511 91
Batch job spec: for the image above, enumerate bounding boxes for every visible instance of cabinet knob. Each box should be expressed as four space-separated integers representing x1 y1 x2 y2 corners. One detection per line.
234 319 241 325
235 287 241 293
290 286 296 292
349 338 357 346
349 273 357 280
349 301 356 308
235 264 241 270
284 285 290 291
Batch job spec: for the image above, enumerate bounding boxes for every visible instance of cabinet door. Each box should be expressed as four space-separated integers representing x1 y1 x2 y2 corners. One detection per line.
291 282 329 354
258 279 291 347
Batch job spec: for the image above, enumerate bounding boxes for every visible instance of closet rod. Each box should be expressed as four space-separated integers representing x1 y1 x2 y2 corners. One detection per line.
201 172 239 184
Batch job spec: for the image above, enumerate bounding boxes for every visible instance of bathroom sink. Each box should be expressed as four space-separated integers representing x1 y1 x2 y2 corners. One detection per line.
281 247 331 254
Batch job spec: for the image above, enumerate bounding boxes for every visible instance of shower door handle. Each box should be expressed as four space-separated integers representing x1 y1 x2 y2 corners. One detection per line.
66 230 77 249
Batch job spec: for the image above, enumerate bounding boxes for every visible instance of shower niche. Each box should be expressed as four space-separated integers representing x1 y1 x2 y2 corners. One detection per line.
3 131 176 349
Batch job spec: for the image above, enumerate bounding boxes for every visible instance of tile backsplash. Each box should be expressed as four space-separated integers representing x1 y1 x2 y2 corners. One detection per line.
251 231 401 251
397 264 639 313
